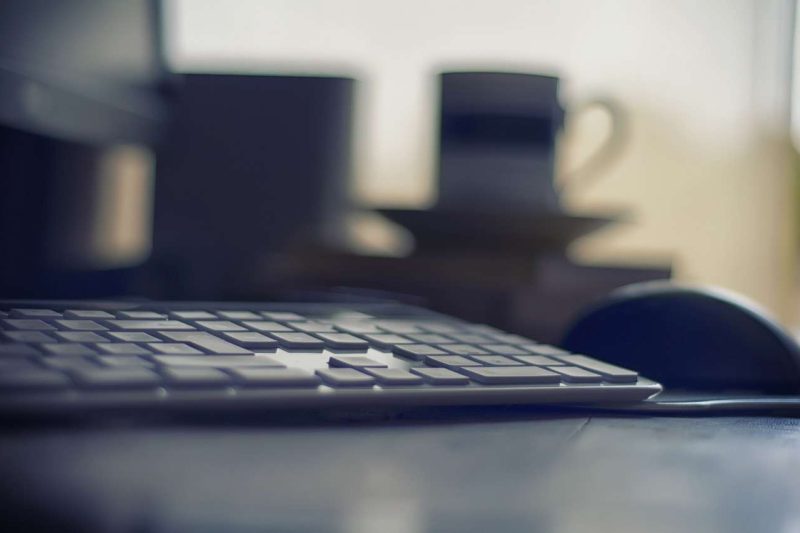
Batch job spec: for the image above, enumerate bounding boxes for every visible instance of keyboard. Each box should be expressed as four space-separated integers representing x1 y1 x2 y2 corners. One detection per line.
0 300 662 415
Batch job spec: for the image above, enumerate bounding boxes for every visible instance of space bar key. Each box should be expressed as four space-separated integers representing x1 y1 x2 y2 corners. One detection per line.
153 356 284 368
158 331 252 355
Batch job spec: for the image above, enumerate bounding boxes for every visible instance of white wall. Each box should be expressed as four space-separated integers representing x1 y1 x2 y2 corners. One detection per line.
166 0 799 323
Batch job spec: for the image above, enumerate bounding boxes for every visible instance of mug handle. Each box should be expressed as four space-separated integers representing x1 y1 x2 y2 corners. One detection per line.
557 97 629 192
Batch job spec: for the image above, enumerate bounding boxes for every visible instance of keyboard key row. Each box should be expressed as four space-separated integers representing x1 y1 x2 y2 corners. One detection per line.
413 356 570 384
151 355 282 367
16 331 147 344
1 336 639 384
3 310 640 383
2 328 379 354
7 354 286 370
5 317 516 351
0 364 321 391
6 309 306 322
389 342 558 360
32 341 224 357
76 366 322 389
0 358 637 393
7 309 502 334
0 336 633 382
5 316 481 339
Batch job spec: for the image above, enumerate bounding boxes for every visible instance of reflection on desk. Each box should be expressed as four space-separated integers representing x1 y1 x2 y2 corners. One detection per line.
1 413 798 532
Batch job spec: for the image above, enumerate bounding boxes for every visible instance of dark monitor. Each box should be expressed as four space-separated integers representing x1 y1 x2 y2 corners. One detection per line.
0 0 168 297
0 0 167 145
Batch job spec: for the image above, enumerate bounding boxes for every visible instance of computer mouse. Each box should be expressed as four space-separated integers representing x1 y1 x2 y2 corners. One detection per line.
561 281 800 394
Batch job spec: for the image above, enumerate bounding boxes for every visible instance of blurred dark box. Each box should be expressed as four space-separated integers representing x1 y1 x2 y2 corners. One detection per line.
148 73 355 298
436 71 564 214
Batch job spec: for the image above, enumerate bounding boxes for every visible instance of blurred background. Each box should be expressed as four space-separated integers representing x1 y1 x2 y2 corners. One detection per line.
164 0 799 320
2 0 799 342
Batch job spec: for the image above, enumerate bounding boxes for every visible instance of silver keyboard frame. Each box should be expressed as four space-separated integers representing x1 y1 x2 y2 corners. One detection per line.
0 300 663 415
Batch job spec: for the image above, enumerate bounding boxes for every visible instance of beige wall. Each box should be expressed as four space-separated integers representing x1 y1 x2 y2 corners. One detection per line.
167 0 799 324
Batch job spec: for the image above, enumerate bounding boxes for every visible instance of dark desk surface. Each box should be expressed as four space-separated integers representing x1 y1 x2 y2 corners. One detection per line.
2 412 799 532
